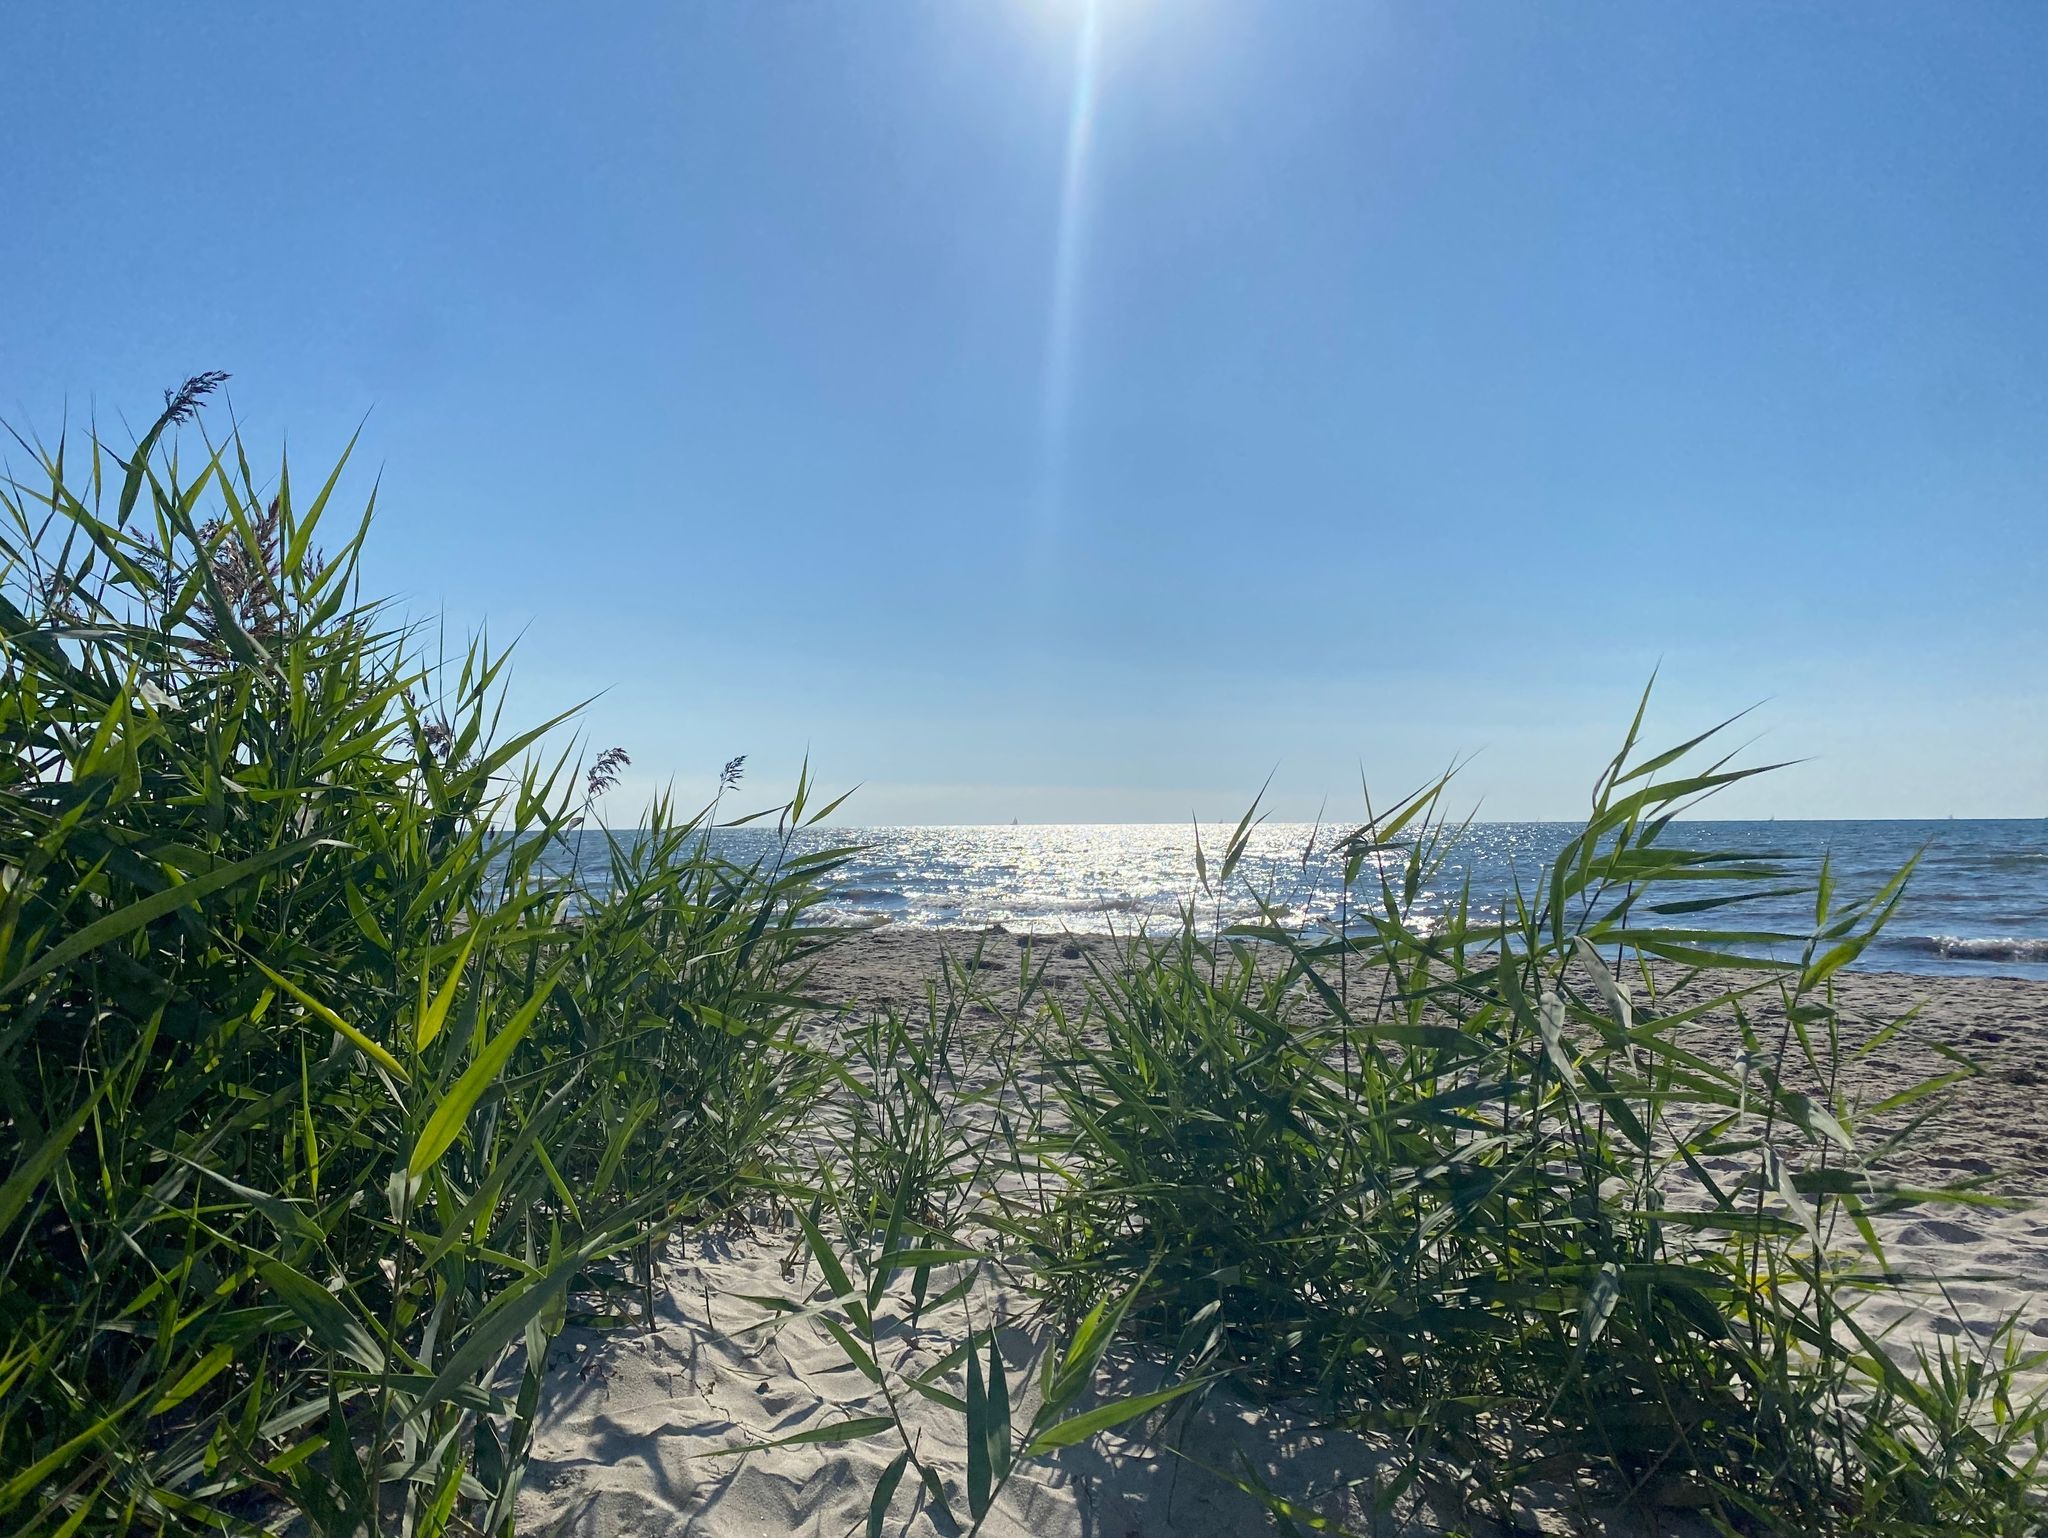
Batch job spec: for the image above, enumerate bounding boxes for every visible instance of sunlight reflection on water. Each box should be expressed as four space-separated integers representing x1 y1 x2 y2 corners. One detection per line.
543 821 2048 978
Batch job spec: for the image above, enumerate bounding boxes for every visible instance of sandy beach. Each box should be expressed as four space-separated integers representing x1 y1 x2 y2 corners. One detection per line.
517 930 2048 1538
800 930 2048 1192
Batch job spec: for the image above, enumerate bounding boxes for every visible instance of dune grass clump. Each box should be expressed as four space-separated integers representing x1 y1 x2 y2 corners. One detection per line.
711 767 2047 1535
1007 715 2048 1534
0 384 849 1536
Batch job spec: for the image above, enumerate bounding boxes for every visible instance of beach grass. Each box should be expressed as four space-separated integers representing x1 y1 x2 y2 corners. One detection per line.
3 388 2045 1535
0 382 849 1534
1005 738 2048 1532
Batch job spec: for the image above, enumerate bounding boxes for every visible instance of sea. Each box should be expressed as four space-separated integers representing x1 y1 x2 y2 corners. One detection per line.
547 820 2048 980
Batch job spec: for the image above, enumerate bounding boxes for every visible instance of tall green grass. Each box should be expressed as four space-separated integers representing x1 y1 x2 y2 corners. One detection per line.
735 943 1216 1538
742 727 2048 1535
0 380 848 1535
1002 710 2048 1533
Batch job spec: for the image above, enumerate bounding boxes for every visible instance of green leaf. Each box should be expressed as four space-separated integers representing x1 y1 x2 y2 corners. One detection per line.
1 841 318 999
150 1344 237 1416
868 1448 911 1538
406 1244 586 1423
1023 1377 1206 1455
796 1205 870 1330
282 422 359 575
0 1073 109 1238
416 927 479 1053
252 956 410 1084
818 1314 882 1384
873 1245 980 1273
180 1158 328 1249
1775 1155 1822 1248
1536 990 1580 1092
986 1329 1012 1487
868 1170 915 1312
1783 1091 1852 1152
259 1260 386 1372
0 1400 139 1511
408 970 559 1178
966 1333 992 1521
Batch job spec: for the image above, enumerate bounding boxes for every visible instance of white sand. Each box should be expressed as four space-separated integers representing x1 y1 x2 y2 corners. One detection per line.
520 1219 1440 1538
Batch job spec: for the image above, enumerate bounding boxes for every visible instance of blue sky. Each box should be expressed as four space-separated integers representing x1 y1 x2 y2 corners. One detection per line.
4 2 2044 821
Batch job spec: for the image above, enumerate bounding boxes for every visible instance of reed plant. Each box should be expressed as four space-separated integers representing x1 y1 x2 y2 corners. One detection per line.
0 381 846 1536
683 710 2047 1536
1006 701 2048 1533
737 946 1211 1538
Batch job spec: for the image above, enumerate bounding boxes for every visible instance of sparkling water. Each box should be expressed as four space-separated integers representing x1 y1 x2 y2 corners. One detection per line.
547 820 2048 978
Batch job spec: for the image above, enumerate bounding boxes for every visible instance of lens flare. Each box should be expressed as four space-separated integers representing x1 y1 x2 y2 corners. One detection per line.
1036 0 1103 542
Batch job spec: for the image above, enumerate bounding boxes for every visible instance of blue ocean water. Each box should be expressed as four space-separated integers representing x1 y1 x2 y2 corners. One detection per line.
553 821 2048 979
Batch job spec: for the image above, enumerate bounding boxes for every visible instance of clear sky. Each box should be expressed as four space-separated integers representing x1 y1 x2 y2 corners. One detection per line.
5 3 2044 822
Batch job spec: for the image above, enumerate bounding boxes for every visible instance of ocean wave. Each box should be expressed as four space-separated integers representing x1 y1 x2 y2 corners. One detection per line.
1001 894 1152 916
814 905 896 930
833 887 904 904
1894 935 2048 962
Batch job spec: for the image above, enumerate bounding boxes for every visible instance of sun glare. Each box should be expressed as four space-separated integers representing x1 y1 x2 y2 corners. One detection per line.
1036 0 1104 542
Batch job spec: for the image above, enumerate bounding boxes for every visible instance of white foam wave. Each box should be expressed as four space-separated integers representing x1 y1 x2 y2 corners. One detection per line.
814 905 895 930
1898 935 2048 962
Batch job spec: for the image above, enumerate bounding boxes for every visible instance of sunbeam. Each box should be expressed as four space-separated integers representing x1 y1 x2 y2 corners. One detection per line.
1035 0 1104 543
